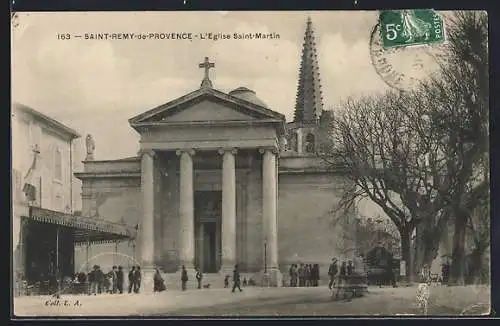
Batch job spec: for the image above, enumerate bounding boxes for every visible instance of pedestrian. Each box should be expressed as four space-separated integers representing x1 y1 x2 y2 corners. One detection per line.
289 264 294 287
116 266 124 294
340 261 347 285
195 267 203 289
231 264 243 293
305 264 311 286
95 266 105 294
181 265 188 291
298 264 305 287
224 275 229 288
292 264 298 287
313 264 320 286
328 258 338 289
347 261 354 276
89 265 98 295
110 266 118 293
128 266 136 293
134 266 142 293
153 268 166 292
441 260 450 285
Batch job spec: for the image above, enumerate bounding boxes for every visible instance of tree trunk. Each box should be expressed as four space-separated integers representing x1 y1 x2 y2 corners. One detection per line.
413 220 442 278
400 227 414 283
451 211 467 285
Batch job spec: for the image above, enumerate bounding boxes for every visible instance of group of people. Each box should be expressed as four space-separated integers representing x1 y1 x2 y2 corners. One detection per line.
73 265 128 295
328 258 360 289
180 264 245 293
288 263 321 287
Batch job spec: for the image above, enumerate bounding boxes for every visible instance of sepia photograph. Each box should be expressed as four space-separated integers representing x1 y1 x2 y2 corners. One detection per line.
11 10 490 317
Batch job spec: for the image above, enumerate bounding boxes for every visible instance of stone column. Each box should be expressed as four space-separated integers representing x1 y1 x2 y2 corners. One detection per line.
218 148 237 273
259 147 282 286
140 150 156 292
140 150 155 268
176 149 196 270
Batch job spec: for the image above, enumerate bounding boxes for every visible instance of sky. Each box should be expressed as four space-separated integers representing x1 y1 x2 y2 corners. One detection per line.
12 11 461 218
11 11 395 160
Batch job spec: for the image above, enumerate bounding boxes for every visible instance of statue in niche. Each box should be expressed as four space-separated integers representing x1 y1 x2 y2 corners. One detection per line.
85 134 95 161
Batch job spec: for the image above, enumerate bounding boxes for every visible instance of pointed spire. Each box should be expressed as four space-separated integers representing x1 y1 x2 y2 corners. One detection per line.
293 17 324 123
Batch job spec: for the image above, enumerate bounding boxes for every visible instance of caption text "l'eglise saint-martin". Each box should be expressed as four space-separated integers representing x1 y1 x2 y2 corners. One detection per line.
57 32 281 41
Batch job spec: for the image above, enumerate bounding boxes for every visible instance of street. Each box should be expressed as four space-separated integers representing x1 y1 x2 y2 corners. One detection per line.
14 285 490 317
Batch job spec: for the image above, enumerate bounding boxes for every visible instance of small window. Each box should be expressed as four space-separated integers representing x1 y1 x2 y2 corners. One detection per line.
54 147 63 181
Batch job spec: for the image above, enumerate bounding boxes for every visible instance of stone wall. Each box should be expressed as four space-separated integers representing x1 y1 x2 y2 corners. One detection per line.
75 177 141 272
277 172 354 277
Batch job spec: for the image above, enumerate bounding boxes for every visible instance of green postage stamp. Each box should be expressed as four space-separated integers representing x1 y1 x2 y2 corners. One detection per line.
379 9 445 49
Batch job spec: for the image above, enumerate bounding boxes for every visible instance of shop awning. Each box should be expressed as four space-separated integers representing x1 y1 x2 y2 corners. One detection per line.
26 206 137 244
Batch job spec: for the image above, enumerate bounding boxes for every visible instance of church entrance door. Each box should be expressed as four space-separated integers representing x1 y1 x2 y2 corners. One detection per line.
195 191 222 273
202 222 217 273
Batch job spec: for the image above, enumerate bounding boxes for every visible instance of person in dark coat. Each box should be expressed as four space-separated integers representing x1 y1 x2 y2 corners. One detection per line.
153 268 166 292
313 264 320 286
88 267 97 295
116 266 124 294
181 265 188 291
231 264 243 293
347 261 354 276
298 264 305 287
340 261 347 284
441 261 450 285
128 266 136 293
195 267 203 289
133 266 142 293
292 264 298 287
94 266 105 294
328 258 338 289
305 264 311 287
224 275 229 288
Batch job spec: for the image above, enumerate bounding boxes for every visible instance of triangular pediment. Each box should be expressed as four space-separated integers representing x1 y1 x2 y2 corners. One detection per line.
162 99 256 122
129 88 285 126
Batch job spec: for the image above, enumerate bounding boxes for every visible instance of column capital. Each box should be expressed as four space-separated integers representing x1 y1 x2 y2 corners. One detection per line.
139 149 156 158
258 147 279 156
218 147 238 156
176 148 196 157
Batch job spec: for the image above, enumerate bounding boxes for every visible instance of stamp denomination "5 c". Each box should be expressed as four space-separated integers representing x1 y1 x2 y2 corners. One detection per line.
380 10 445 49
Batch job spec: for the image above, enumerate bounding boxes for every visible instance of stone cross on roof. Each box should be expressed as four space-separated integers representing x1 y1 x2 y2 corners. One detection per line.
199 56 215 89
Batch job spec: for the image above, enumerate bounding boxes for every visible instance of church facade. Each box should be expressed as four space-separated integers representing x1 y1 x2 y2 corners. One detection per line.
75 18 354 286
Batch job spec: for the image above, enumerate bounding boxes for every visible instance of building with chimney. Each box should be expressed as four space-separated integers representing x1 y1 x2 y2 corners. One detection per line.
74 18 354 287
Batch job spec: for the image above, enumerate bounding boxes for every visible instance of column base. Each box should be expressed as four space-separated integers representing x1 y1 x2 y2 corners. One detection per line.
139 266 156 293
260 268 283 287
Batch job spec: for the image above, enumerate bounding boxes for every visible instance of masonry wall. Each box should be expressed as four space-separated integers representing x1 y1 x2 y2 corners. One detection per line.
277 173 355 278
74 177 141 273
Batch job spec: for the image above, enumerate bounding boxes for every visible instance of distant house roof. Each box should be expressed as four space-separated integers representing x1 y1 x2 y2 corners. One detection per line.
13 102 81 139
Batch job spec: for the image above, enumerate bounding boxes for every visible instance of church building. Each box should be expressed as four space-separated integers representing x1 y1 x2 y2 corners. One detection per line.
75 18 355 286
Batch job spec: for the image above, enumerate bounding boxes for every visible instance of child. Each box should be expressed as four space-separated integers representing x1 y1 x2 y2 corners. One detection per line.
224 275 229 288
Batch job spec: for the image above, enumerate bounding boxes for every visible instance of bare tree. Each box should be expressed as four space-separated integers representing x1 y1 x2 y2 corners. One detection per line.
323 11 489 284
324 90 454 281
417 11 489 284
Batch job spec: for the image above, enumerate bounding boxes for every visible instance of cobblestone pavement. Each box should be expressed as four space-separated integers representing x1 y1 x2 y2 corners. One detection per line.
13 285 490 317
